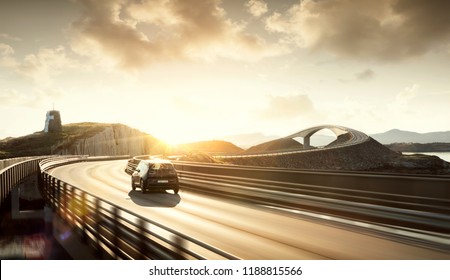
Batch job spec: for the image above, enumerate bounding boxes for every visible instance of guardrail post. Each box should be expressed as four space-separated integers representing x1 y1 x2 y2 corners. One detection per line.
173 235 187 260
94 198 103 259
6 169 11 194
37 171 43 197
1 173 5 205
46 176 51 206
138 219 149 259
51 177 56 210
49 177 53 208
68 185 74 225
112 207 120 259
42 173 47 202
81 192 88 243
56 180 61 213
62 182 68 221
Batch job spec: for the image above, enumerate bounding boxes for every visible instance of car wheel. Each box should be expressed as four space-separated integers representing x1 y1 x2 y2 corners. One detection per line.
173 185 179 194
140 179 146 193
131 179 136 191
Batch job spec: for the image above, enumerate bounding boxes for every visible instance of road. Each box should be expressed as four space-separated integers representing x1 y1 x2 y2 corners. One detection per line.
48 159 450 260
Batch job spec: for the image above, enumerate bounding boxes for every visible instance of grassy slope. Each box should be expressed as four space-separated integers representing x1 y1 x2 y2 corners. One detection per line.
0 123 128 159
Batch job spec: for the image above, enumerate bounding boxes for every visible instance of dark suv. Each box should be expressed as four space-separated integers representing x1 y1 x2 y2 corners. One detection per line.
131 159 179 194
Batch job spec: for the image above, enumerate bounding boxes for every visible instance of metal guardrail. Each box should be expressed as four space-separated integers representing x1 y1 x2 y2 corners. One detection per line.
0 156 44 171
39 156 239 260
177 169 450 233
0 156 49 207
36 156 450 258
125 159 450 234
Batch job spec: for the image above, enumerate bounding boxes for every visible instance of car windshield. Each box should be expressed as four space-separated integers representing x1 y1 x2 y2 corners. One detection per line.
149 163 173 170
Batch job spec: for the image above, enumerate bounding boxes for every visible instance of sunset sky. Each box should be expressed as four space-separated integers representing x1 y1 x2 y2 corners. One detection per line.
1 0 450 144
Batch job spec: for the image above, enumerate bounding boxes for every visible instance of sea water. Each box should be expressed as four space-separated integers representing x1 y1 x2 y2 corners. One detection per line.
403 152 450 163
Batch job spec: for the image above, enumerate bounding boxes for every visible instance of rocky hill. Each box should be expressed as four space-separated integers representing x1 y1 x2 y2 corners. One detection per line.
220 137 450 175
174 140 244 155
0 123 169 159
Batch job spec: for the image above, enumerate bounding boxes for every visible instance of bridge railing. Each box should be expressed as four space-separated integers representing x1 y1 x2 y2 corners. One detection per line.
39 156 450 258
0 156 44 170
124 158 450 236
0 156 49 207
39 156 239 260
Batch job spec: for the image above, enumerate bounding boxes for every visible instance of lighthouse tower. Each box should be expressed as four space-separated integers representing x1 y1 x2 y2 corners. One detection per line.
44 109 62 133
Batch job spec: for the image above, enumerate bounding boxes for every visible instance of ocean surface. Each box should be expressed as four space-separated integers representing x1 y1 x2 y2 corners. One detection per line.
403 152 450 163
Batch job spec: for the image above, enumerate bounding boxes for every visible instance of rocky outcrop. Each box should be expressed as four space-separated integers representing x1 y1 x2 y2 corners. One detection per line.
379 153 450 174
220 138 450 175
51 124 166 157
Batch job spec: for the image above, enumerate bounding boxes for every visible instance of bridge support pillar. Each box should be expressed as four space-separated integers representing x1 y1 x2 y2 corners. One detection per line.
304 136 311 149
44 206 53 236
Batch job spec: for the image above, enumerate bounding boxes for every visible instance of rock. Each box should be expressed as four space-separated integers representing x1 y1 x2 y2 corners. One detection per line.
51 124 165 157
219 137 450 175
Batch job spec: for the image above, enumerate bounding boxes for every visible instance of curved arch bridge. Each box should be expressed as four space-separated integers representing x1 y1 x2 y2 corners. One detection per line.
284 125 369 149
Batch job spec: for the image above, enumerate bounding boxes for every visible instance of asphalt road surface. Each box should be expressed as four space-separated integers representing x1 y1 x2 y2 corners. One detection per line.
48 160 449 260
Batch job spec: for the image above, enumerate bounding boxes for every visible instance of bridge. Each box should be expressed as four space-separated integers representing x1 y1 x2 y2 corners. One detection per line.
214 125 389 171
283 125 369 149
1 126 450 260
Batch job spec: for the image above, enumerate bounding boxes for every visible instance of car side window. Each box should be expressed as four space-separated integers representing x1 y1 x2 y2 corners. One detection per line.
136 162 145 173
141 163 149 174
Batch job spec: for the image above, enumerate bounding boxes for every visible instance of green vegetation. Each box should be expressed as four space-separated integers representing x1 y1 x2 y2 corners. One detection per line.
0 122 119 159
0 131 63 159
60 122 108 138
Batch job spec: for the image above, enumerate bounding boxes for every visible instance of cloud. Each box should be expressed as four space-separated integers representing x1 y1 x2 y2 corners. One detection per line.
396 83 420 103
246 0 268 18
70 0 282 69
0 43 16 67
260 94 319 120
172 96 210 118
265 0 450 61
0 44 69 107
0 88 63 108
0 43 14 56
1 44 72 85
17 46 72 86
0 33 22 42
355 69 375 81
0 89 21 106
383 83 420 117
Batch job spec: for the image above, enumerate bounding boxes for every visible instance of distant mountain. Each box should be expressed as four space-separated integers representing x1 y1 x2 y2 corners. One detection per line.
245 138 303 154
370 129 450 144
175 140 244 154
